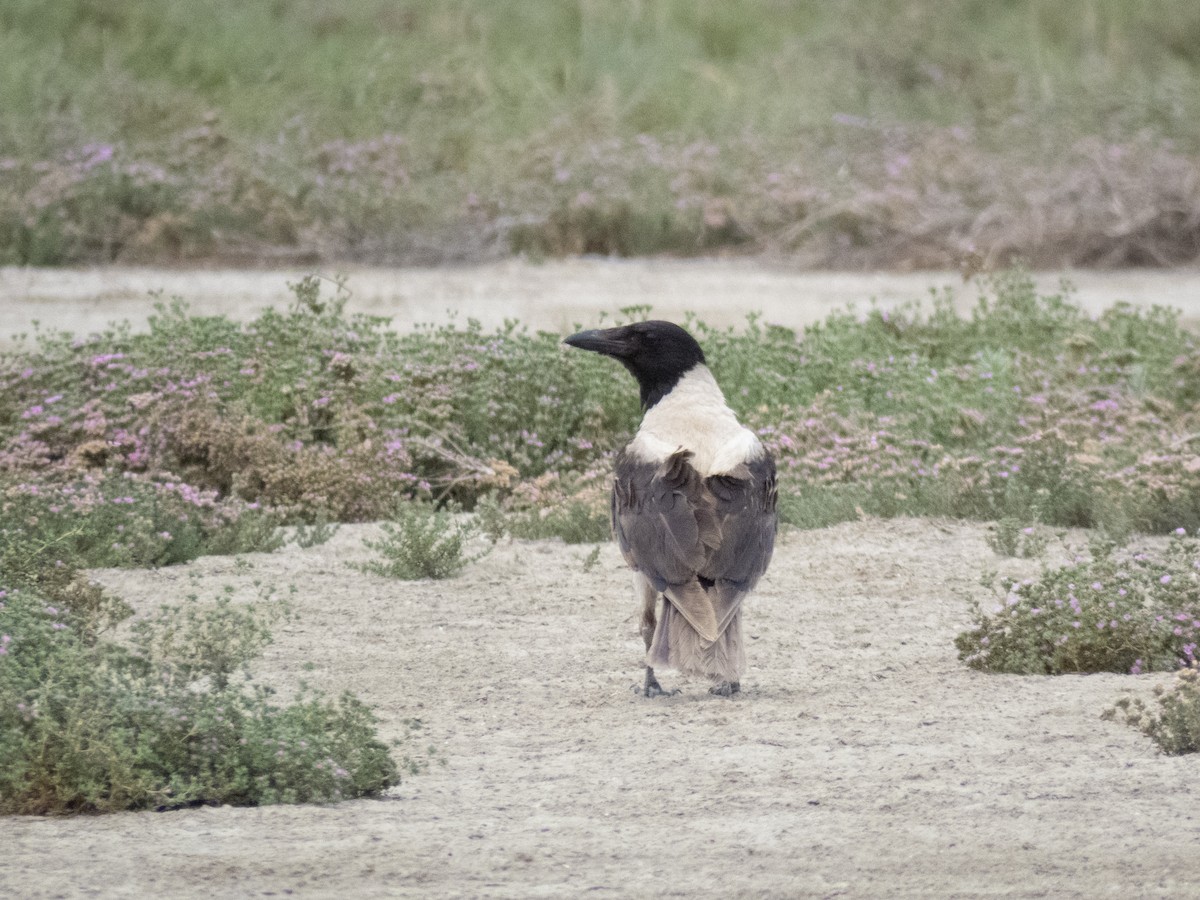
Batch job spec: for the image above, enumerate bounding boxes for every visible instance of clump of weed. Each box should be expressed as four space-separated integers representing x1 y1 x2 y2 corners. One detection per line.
985 518 1051 558
358 503 491 580
291 512 339 549
1105 663 1200 755
0 578 401 815
957 532 1200 675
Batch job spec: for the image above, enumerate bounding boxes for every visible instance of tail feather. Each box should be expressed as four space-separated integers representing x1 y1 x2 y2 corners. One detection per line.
662 581 719 644
647 599 746 682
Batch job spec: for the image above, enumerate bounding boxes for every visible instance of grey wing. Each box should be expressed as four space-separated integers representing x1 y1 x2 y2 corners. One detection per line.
701 453 778 634
612 449 722 640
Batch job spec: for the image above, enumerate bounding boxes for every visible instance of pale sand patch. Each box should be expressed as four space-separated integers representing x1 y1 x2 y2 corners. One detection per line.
3 261 1200 347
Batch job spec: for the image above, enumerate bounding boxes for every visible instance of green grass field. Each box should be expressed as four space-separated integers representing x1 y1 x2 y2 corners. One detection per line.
2 0 1199 265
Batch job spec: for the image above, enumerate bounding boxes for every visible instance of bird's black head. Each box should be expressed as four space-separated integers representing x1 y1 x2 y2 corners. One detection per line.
563 320 706 409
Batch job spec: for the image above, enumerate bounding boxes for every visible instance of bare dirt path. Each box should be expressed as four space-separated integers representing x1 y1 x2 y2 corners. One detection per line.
3 261 1200 348
3 520 1195 899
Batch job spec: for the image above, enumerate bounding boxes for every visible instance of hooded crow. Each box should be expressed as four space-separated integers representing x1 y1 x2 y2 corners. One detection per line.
564 321 777 697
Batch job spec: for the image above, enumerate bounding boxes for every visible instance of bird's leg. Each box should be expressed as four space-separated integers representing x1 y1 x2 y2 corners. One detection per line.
644 667 671 698
709 681 741 697
640 592 677 698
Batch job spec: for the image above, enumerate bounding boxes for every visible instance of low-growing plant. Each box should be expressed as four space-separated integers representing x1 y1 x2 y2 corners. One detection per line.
509 499 611 544
6 271 1200 543
957 531 1200 675
476 492 611 545
1104 663 1200 755
358 502 491 580
985 518 1051 559
0 473 283 581
0 578 402 815
291 513 339 549
579 545 602 573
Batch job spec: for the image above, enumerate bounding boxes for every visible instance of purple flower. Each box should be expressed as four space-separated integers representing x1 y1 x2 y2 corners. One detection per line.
80 143 115 169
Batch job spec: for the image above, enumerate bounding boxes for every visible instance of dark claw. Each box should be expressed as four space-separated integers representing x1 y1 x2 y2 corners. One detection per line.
644 682 681 698
708 681 741 697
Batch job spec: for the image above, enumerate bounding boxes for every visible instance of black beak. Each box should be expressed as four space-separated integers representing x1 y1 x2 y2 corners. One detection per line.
563 326 633 359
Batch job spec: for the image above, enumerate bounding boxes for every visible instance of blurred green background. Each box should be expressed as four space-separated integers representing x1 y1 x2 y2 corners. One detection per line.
2 0 1198 267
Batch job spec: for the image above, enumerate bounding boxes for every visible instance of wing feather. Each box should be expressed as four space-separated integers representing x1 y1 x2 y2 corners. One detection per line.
612 447 776 647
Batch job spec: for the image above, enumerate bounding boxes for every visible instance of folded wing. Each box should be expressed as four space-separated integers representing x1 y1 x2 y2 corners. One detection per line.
612 448 777 645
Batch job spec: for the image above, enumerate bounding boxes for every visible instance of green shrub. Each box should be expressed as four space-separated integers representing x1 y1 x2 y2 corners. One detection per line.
1105 663 1200 755
957 532 1200 675
0 580 401 815
358 502 491 580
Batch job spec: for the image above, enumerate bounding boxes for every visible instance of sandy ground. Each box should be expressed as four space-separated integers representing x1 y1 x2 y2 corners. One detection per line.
2 520 1194 899
4 261 1200 348
3 263 1200 898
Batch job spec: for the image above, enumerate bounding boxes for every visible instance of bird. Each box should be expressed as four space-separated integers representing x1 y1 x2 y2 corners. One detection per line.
564 320 777 697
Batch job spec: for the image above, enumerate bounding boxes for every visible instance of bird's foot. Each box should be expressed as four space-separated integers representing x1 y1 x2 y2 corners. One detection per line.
638 668 679 698
643 682 680 698
708 681 741 697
